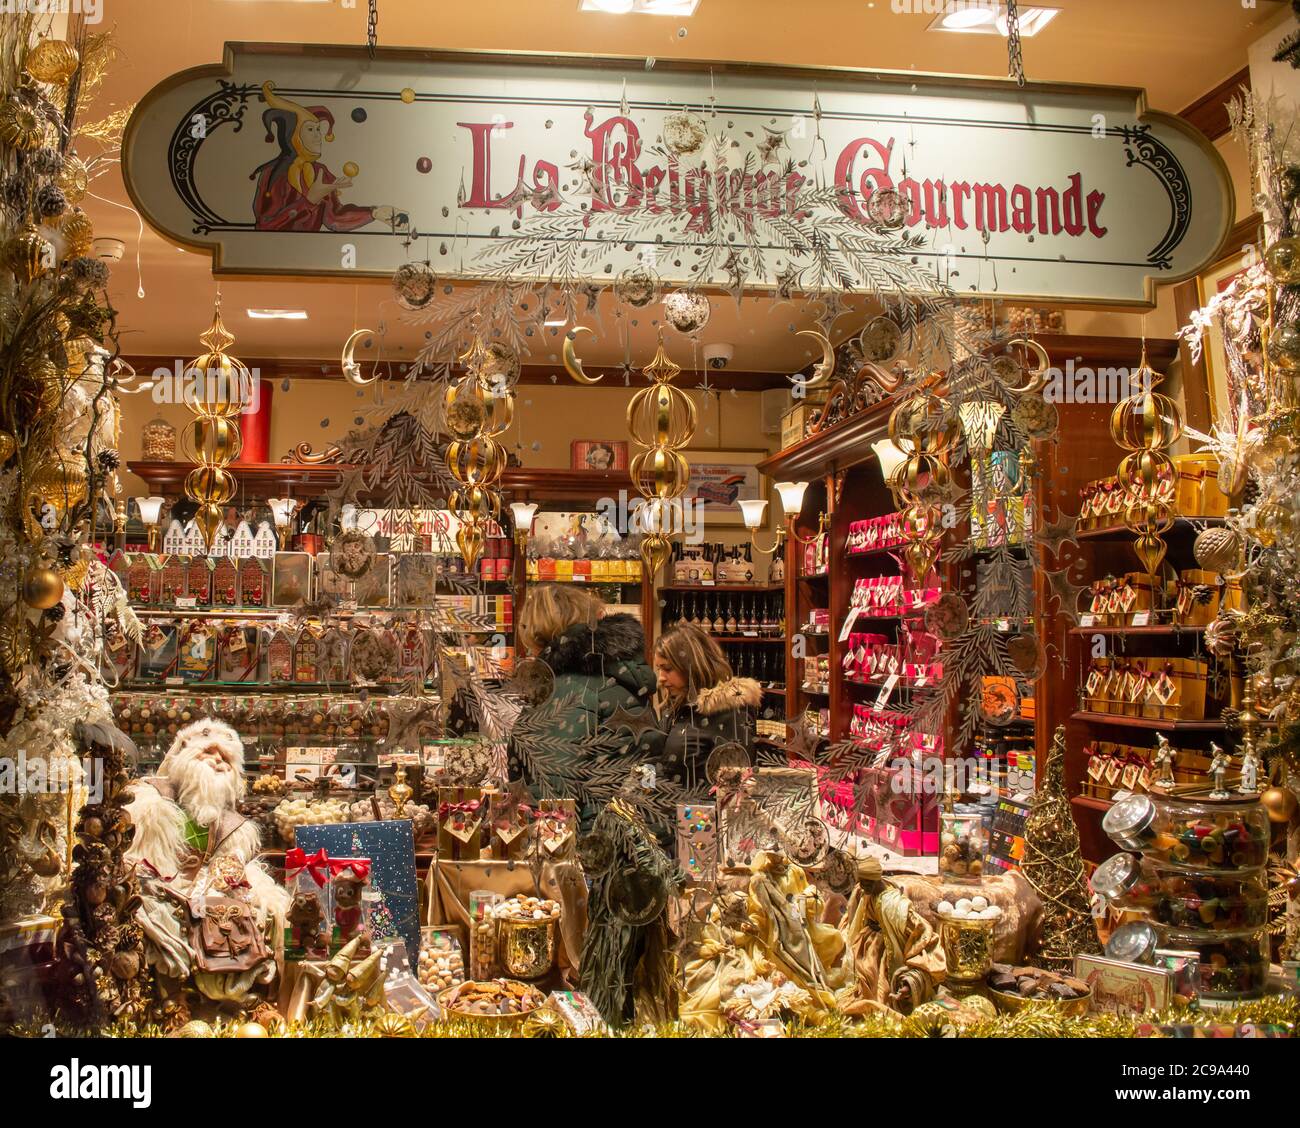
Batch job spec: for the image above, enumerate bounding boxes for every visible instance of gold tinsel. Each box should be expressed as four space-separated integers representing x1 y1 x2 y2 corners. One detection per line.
8 995 1294 1038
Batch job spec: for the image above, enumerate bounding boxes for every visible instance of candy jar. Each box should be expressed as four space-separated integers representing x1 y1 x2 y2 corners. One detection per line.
468 889 502 980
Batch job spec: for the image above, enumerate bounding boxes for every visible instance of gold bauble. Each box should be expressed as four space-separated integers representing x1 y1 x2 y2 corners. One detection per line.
640 531 672 579
522 1008 568 1037
58 155 88 204
0 431 14 464
1265 237 1300 285
170 1020 214 1039
0 98 44 150
1247 498 1288 547
21 566 63 609
4 223 50 285
24 39 79 85
1260 785 1298 824
1133 530 1168 575
59 209 94 259
1193 525 1244 573
233 1021 268 1038
27 449 88 528
372 1012 417 1038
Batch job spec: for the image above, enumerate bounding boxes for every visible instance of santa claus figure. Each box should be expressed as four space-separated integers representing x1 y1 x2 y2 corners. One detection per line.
125 718 289 1006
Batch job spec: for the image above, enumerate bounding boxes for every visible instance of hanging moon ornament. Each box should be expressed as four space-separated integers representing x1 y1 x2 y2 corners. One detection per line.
1000 338 1051 393
563 326 601 384
341 329 378 386
796 329 836 389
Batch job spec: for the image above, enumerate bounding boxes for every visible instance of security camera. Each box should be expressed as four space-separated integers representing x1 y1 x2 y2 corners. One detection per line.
704 342 734 370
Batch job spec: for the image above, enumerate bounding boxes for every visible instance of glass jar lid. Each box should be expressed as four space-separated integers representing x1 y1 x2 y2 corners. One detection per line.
1105 920 1160 965
1102 794 1157 850
1091 851 1141 901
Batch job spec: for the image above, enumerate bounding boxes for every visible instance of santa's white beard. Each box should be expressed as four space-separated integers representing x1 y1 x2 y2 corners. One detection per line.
166 751 241 830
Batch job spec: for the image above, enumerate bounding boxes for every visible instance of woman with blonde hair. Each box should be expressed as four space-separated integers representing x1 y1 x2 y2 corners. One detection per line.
649 622 761 795
507 583 654 826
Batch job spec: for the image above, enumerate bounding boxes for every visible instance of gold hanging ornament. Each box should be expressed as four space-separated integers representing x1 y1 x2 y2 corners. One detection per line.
1109 345 1182 579
182 297 248 549
24 38 80 86
0 97 44 150
887 378 957 583
4 223 51 285
627 336 696 579
58 209 94 260
444 328 514 568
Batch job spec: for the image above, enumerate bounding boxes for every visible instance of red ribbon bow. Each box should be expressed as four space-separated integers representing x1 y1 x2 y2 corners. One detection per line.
285 847 372 885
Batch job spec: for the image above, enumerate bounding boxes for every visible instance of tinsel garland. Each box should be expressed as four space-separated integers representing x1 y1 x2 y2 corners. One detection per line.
6 995 1296 1039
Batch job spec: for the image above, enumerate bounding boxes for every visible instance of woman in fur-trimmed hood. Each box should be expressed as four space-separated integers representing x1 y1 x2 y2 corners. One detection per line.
507 585 655 829
649 623 762 798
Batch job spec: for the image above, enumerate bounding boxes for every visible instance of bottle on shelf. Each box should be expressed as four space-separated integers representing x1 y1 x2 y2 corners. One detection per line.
725 597 738 636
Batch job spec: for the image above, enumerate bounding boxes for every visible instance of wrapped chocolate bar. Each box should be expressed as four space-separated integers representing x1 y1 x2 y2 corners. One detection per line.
546 989 609 1036
536 799 577 861
437 787 484 861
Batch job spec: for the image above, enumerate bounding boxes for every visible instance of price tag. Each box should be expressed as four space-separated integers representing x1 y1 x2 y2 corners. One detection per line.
996 618 1010 632
1132 611 1151 627
838 607 861 642
743 631 758 637
164 676 184 686
700 579 715 587
571 575 587 582
1079 613 1096 627
175 596 197 609
875 672 900 710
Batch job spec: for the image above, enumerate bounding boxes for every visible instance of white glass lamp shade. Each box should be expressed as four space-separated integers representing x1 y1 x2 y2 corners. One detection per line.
509 501 539 534
134 496 166 525
774 481 809 520
871 440 910 485
266 497 298 528
737 498 769 529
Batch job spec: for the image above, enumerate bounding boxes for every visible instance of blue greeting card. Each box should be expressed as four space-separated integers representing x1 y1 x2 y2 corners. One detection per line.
293 820 419 962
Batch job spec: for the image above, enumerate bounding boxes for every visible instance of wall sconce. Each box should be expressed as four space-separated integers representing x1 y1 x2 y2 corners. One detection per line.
509 500 539 553
267 497 301 549
737 480 827 554
871 438 911 494
134 495 166 551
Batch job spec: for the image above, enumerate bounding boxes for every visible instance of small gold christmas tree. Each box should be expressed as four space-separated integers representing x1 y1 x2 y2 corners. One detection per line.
1022 726 1101 969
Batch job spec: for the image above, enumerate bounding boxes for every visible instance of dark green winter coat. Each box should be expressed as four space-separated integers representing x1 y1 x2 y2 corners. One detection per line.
507 613 655 830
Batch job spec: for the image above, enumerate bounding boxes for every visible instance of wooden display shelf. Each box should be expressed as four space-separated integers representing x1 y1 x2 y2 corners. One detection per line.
1070 711 1226 732
127 461 638 505
1075 516 1224 540
1068 624 1205 636
709 635 785 644
660 583 784 593
1070 794 1115 813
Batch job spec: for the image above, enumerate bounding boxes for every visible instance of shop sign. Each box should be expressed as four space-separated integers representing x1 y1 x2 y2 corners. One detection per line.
123 44 1234 306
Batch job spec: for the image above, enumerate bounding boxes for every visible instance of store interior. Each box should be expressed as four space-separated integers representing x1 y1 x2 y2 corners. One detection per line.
2 0 1300 1039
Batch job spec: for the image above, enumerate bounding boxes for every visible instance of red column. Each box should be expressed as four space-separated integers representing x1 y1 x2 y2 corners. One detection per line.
237 379 273 464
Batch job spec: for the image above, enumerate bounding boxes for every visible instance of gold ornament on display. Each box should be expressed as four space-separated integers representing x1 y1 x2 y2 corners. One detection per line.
1193 524 1245 575
182 298 248 549
1264 237 1300 286
4 223 50 285
59 209 94 259
886 380 956 584
24 39 80 86
21 566 63 610
444 327 513 568
0 97 44 150
626 336 696 580
1109 345 1182 580
24 449 87 541
562 326 601 384
58 154 88 204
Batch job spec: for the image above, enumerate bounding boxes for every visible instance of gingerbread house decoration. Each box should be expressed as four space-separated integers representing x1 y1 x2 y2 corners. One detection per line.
228 520 256 559
252 521 278 559
182 520 207 556
162 519 186 556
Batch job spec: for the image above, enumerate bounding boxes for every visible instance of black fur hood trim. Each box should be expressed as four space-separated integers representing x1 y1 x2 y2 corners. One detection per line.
537 613 647 676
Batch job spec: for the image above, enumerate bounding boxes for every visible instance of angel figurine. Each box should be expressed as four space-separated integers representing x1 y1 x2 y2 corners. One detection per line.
1151 733 1177 792
1208 742 1232 799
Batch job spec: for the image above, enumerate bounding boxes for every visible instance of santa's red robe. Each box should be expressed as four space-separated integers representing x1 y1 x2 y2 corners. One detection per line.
252 162 376 232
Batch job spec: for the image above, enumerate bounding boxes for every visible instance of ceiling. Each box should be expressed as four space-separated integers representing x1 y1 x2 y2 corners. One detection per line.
80 0 1284 375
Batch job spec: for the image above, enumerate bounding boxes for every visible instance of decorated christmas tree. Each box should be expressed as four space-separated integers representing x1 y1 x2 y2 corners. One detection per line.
1021 726 1101 969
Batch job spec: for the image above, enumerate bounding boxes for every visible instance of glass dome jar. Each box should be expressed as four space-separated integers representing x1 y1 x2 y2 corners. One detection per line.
142 417 177 461
1102 793 1269 873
